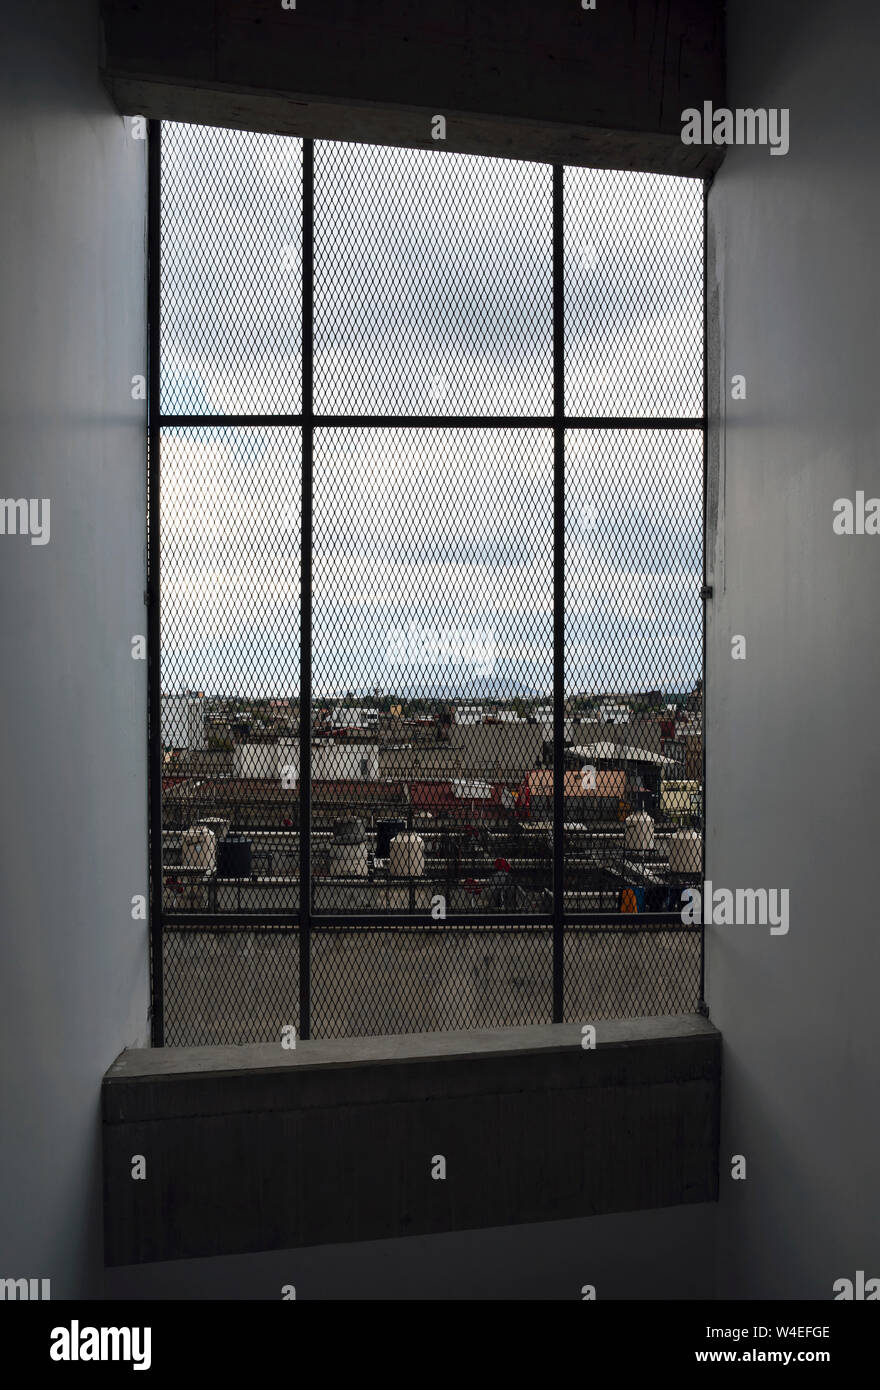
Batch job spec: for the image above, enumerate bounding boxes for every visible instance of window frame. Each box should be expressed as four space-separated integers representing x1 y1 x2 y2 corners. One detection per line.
146 122 708 1045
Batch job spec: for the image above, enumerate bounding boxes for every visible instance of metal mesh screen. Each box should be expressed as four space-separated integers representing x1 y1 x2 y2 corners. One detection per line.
314 143 553 416
163 926 299 1047
564 429 704 912
564 167 703 417
312 923 553 1038
312 426 554 915
564 924 702 1021
152 121 705 1045
160 124 302 416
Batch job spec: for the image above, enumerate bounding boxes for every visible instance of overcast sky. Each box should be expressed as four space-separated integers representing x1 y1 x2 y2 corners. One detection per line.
159 123 703 700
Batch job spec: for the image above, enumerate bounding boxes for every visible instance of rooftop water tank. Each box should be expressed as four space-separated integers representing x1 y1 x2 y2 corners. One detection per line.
181 825 216 873
330 840 370 879
669 829 701 874
330 816 369 878
194 816 230 845
624 812 655 852
389 832 425 879
333 817 365 845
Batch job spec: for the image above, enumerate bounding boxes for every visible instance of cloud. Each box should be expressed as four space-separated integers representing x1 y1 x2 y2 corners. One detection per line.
158 128 703 697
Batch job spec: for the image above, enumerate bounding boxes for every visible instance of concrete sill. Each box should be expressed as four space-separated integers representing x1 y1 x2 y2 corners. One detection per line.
103 1015 720 1266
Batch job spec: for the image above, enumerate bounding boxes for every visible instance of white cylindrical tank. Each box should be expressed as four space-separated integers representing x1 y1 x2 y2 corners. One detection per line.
333 817 366 844
388 832 425 878
194 816 230 845
330 841 370 878
379 885 434 910
669 829 701 873
181 825 216 872
624 812 655 852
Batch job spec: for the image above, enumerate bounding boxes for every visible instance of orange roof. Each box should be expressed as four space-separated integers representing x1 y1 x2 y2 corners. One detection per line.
526 769 626 797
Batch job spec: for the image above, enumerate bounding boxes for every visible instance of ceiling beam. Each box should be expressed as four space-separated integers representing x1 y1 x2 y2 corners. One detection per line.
101 0 725 175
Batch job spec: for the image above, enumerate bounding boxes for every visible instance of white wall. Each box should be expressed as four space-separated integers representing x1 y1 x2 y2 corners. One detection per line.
233 742 378 781
0 0 149 1298
234 741 299 780
161 695 206 749
313 743 379 780
707 0 880 1298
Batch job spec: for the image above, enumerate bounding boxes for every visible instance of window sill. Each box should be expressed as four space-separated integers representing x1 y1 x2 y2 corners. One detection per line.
103 1015 720 1265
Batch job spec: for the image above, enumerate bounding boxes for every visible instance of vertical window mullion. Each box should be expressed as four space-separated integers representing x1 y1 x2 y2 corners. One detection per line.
148 120 164 1047
299 138 315 1039
552 164 565 1022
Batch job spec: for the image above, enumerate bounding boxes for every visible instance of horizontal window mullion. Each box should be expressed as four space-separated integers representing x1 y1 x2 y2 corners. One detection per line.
158 414 704 428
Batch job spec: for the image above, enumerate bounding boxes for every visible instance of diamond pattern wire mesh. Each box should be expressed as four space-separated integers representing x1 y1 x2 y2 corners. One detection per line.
564 924 702 1021
312 428 553 915
315 143 553 415
312 924 552 1038
161 123 302 416
162 921 700 1045
163 926 299 1047
565 168 703 417
155 123 705 1044
160 426 301 914
564 430 704 911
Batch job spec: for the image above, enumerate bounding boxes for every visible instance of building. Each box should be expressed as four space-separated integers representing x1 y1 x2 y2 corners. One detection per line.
523 767 627 819
448 719 546 778
160 693 206 751
232 741 380 783
567 741 678 811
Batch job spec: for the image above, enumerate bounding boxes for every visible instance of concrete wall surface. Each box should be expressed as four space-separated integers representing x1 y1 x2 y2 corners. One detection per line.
99 0 725 175
0 0 149 1299
706 0 880 1300
103 1018 719 1283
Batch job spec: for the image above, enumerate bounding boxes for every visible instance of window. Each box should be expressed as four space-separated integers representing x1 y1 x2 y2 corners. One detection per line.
149 123 705 1045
